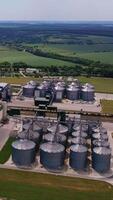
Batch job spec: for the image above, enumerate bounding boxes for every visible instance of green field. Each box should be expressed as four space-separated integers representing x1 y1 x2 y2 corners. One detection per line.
101 100 113 114
77 52 113 64
0 168 112 200
77 76 113 93
0 137 14 164
0 46 74 67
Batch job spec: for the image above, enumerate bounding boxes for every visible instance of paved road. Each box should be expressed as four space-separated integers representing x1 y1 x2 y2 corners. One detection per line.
96 93 113 100
0 120 15 150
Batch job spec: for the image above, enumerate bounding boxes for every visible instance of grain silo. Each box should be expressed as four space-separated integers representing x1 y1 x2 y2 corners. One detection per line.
68 137 86 146
43 133 67 146
53 82 65 102
12 139 36 167
47 124 68 135
92 139 110 148
73 123 88 133
29 80 37 87
70 144 87 171
81 83 95 101
92 127 107 135
71 131 87 139
32 121 42 134
22 118 32 131
92 147 111 173
92 132 108 141
18 130 40 145
23 83 35 98
66 82 80 100
40 142 65 171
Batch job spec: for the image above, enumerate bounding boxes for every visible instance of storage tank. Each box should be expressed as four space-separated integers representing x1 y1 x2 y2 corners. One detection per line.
47 124 68 135
18 130 40 145
35 81 50 98
43 133 66 145
72 131 87 139
92 147 111 173
68 137 86 146
32 122 42 134
54 82 65 102
12 139 36 167
29 80 37 87
23 83 35 97
92 139 110 148
92 133 108 141
22 118 32 131
92 127 107 135
81 83 95 101
73 123 88 133
66 82 80 100
40 142 65 171
70 144 87 171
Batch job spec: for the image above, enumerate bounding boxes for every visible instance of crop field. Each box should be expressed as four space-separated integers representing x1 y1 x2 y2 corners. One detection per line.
101 100 113 114
36 35 113 64
0 168 112 200
0 46 74 67
77 52 113 64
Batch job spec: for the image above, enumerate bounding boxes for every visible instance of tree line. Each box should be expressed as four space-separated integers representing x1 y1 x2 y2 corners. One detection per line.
1 60 113 78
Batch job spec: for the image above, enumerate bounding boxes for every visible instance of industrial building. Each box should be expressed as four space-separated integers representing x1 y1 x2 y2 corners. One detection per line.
22 80 95 104
0 78 113 181
9 116 111 174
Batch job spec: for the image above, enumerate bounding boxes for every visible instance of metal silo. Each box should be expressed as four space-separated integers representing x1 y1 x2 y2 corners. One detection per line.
68 137 86 146
92 139 110 148
92 147 111 173
40 142 65 171
92 132 108 141
72 131 87 139
18 130 40 145
66 82 80 100
92 127 107 135
29 80 37 87
54 82 65 102
23 83 35 98
70 144 87 171
32 121 42 134
22 118 32 131
73 123 88 133
43 133 66 145
47 124 68 135
12 139 36 167
81 83 95 101
28 130 40 144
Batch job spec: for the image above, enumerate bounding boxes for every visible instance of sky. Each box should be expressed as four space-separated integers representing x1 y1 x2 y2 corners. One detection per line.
0 0 113 21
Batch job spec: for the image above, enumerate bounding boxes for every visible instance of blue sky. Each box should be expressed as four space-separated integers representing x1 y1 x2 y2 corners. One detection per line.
0 0 113 21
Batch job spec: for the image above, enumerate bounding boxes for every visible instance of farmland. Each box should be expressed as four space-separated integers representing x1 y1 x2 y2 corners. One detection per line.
101 100 113 114
0 46 74 67
0 168 112 200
